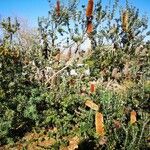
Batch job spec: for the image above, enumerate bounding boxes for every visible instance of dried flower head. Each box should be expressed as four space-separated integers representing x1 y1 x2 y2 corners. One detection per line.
95 112 105 136
86 0 94 17
121 10 129 32
85 100 99 111
113 120 121 129
99 136 107 145
67 136 80 150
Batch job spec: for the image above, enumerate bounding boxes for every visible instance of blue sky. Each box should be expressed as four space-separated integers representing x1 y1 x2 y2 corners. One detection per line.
0 0 150 28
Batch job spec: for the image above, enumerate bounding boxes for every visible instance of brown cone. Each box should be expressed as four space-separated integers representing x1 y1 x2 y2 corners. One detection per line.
86 0 94 17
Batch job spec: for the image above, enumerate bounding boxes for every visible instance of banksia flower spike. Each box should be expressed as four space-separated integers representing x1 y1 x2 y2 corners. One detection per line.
95 112 105 136
121 10 129 32
90 83 95 93
86 0 94 17
56 0 60 16
86 0 94 34
130 110 137 125
87 21 93 34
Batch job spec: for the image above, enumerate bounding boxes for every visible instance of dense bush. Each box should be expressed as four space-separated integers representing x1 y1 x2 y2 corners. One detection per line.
0 0 150 149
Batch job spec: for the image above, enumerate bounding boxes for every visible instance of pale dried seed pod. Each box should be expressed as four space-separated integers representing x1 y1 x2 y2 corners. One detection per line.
123 62 129 76
65 48 72 62
112 68 118 78
140 48 147 56
115 72 122 80
55 52 60 62
135 45 143 55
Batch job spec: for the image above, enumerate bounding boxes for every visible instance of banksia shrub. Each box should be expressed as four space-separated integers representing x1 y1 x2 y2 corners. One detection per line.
0 1 149 149
65 48 72 62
